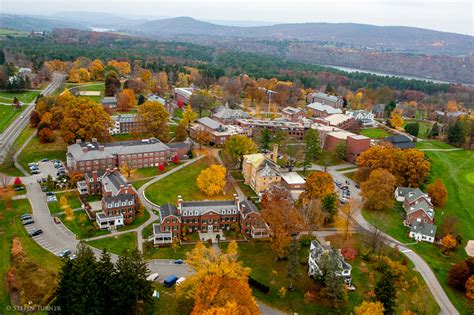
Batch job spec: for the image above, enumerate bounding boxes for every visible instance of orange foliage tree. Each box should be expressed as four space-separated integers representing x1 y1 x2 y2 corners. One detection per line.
261 186 303 258
89 59 105 80
441 234 457 255
466 275 474 300
354 301 384 315
360 169 396 211
117 88 136 112
427 178 448 208
298 171 334 204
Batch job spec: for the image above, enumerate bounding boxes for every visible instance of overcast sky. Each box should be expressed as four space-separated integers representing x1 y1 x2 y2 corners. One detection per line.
2 0 473 35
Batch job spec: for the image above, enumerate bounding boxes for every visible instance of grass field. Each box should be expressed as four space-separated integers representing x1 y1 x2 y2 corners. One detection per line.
144 158 235 206
48 192 82 214
0 126 36 176
416 140 456 150
143 244 195 260
0 199 61 310
66 82 105 102
86 232 138 255
0 90 40 103
17 130 67 171
59 211 110 239
117 209 150 232
0 28 28 36
360 128 390 139
131 178 153 190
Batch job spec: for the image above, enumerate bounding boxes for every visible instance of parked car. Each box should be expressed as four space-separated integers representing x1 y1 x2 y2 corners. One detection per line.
53 217 61 224
40 185 48 192
28 162 39 167
174 259 184 264
46 191 55 196
22 219 35 225
40 158 49 162
176 277 186 286
146 273 160 282
14 186 25 191
31 170 41 175
20 214 32 220
345 180 350 185
29 229 43 237
163 275 178 287
58 249 71 258
355 184 360 189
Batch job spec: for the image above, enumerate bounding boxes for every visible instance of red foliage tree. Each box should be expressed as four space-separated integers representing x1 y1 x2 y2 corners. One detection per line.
341 245 357 261
448 260 471 290
158 163 165 172
177 99 184 108
38 127 55 143
13 177 22 186
172 155 180 164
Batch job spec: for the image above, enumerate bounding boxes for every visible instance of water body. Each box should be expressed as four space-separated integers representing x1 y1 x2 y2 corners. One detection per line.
321 64 452 85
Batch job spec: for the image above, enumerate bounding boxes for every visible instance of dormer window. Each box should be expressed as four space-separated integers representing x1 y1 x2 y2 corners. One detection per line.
108 203 112 208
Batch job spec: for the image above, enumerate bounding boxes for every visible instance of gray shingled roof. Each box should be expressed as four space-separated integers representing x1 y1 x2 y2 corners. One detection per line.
159 203 179 219
404 188 427 204
102 172 128 195
213 107 249 120
386 135 415 149
407 198 434 219
104 194 135 205
197 117 226 131
410 220 437 238
306 102 342 114
395 187 417 198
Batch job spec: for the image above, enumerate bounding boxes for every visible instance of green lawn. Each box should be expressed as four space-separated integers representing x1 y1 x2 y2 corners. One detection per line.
134 162 182 180
416 140 456 150
59 211 110 239
0 90 40 103
117 209 150 232
131 178 153 190
360 128 390 139
0 28 28 36
144 158 235 206
403 120 433 139
141 220 160 239
48 192 82 214
143 244 195 260
86 232 138 255
0 199 61 310
0 106 26 133
17 131 67 171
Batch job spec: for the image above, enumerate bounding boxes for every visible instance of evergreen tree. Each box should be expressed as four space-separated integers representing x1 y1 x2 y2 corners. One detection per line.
322 193 338 223
53 259 76 314
375 269 397 314
138 94 146 105
404 122 420 137
429 122 440 138
96 250 116 313
384 101 396 118
259 128 272 151
318 248 347 308
73 243 102 314
287 236 302 291
447 119 466 146
305 128 321 162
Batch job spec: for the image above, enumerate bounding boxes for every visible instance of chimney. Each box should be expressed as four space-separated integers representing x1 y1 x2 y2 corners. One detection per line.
177 195 183 214
82 147 88 153
76 139 82 144
92 137 98 143
98 145 104 151
272 144 278 163
234 193 239 205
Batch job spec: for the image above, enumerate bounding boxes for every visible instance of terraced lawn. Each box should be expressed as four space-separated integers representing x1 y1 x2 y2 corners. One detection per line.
144 157 235 206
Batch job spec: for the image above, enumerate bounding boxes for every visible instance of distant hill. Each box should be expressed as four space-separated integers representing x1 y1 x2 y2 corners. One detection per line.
0 14 86 32
51 12 147 29
134 17 473 56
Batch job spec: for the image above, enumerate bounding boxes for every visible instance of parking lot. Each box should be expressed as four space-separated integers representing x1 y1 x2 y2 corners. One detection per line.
22 217 65 256
28 159 66 178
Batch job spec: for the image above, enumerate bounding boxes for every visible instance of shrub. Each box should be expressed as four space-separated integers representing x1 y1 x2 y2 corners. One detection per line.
448 260 470 290
38 127 55 143
341 246 357 261
248 277 270 294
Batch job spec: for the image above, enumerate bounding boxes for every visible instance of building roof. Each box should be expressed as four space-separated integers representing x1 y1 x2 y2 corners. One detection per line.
404 188 426 203
386 135 415 149
282 106 304 115
310 240 352 274
174 87 194 97
111 113 137 123
68 138 170 162
328 130 355 140
281 172 306 185
102 97 117 104
213 106 250 120
395 187 418 198
160 203 179 219
197 117 227 131
323 114 353 126
102 171 128 195
148 94 166 104
307 102 342 114
258 164 279 177
435 111 465 118
104 194 135 205
407 198 434 219
465 240 474 257
243 153 266 168
311 92 340 103
410 220 437 238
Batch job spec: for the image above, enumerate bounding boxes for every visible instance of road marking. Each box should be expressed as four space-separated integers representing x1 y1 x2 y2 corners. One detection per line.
401 249 412 253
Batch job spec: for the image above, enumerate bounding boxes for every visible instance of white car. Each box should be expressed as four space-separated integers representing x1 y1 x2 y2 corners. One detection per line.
146 273 160 282
176 277 186 286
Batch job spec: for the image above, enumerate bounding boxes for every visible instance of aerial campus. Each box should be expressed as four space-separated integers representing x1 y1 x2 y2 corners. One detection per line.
0 5 473 315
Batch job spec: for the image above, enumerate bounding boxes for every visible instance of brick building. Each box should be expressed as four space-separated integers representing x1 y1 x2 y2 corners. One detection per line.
152 195 269 245
395 187 435 226
281 106 306 122
235 118 306 141
306 103 342 118
173 87 194 104
101 97 117 110
78 168 139 229
189 117 249 146
306 92 343 108
109 114 145 135
314 114 356 130
67 138 192 173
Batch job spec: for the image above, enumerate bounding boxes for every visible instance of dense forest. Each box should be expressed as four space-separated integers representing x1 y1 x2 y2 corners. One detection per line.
1 29 473 108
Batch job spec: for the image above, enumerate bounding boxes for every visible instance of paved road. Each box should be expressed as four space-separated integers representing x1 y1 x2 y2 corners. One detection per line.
0 73 66 163
327 168 459 315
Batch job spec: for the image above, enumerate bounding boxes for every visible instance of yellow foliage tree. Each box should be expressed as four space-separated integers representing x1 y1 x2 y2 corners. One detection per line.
59 195 68 211
354 301 384 315
441 234 457 254
466 275 474 300
389 108 404 128
64 206 74 221
360 169 396 211
447 100 458 112
298 171 335 205
69 68 90 83
107 60 131 76
89 59 105 80
117 88 136 112
136 101 170 142
119 161 137 179
41 112 52 125
196 165 227 196
180 104 198 127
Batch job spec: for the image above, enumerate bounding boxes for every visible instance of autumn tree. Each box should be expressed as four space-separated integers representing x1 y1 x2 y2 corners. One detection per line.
466 276 474 299
196 165 227 197
61 97 112 143
224 135 258 168
136 101 170 142
89 59 105 80
107 60 131 76
298 172 334 205
304 128 321 166
427 179 448 208
104 74 121 96
354 301 384 315
157 71 169 95
69 68 90 83
174 122 188 141
119 161 137 179
194 128 212 149
38 127 55 143
389 108 404 128
361 169 396 211
180 104 198 127
375 269 397 314
176 241 259 314
448 260 470 290
116 88 135 112
298 197 325 231
336 199 361 240
190 90 214 117
441 234 457 255
261 186 303 259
